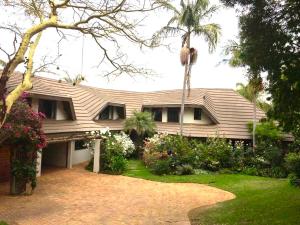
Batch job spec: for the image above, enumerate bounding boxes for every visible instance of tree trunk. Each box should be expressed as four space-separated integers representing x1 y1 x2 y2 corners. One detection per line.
179 32 190 136
253 96 257 153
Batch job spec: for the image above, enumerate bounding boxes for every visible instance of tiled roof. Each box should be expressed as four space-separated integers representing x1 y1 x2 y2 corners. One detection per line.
7 73 267 139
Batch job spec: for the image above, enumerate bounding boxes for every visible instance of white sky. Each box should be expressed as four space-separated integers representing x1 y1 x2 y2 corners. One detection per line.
0 0 247 92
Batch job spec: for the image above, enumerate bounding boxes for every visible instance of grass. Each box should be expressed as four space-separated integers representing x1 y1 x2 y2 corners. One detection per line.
123 160 300 225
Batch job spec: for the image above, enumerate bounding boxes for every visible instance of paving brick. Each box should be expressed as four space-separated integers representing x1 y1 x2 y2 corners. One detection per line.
0 165 234 225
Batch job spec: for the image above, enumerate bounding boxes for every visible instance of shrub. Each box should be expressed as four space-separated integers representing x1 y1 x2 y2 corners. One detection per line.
101 133 130 174
288 173 300 187
151 159 172 175
242 167 259 176
176 164 194 175
285 152 300 177
195 137 234 171
110 155 127 174
143 151 161 168
85 157 94 172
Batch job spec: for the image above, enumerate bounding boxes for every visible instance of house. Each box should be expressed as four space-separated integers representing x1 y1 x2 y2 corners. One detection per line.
0 73 266 180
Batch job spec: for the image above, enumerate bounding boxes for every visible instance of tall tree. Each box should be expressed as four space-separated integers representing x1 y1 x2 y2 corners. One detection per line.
220 0 300 136
0 0 170 126
152 0 221 135
224 41 264 151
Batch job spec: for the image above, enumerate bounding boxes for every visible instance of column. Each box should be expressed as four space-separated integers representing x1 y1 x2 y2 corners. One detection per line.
93 139 101 173
36 150 42 177
67 140 74 169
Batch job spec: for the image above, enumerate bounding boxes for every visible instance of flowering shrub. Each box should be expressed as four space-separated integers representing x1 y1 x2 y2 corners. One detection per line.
84 129 134 174
2 95 46 194
114 132 135 157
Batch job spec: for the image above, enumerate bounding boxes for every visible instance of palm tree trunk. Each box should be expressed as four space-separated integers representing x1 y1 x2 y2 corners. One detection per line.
253 96 257 153
179 32 190 136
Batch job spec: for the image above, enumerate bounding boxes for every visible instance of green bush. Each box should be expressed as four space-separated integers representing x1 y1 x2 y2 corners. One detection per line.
151 159 172 175
0 221 8 225
288 173 300 187
242 167 259 176
195 137 234 171
101 136 127 174
110 155 127 174
85 157 94 172
176 164 194 175
285 152 300 177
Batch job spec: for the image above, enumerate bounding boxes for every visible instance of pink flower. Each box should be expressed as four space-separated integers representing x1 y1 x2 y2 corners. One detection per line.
23 126 30 133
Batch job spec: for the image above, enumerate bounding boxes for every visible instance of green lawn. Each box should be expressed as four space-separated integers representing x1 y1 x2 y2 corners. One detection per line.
123 160 300 225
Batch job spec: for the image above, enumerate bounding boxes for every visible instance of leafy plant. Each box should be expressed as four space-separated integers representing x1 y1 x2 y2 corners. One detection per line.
1 95 46 194
151 159 172 175
285 153 300 177
176 164 194 175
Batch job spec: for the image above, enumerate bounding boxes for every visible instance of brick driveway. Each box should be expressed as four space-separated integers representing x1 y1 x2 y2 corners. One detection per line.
0 166 234 225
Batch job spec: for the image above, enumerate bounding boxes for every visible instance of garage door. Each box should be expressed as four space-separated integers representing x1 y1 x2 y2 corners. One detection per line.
0 146 10 182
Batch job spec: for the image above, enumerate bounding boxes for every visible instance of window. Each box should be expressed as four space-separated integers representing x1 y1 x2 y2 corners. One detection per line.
152 108 162 122
62 101 72 120
99 106 112 120
116 106 125 119
75 140 86 150
38 99 56 119
167 107 180 122
194 108 202 120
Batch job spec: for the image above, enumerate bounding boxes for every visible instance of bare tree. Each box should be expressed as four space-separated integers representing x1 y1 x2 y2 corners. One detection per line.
0 0 171 126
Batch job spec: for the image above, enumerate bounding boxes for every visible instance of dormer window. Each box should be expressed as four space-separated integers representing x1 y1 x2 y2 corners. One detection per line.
38 99 73 120
194 108 202 120
98 104 125 120
38 99 56 119
167 107 180 123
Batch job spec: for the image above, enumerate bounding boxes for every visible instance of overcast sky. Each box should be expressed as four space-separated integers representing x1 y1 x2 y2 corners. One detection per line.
0 0 247 91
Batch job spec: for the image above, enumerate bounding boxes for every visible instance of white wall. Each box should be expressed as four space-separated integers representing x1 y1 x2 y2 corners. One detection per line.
72 146 92 165
42 142 67 167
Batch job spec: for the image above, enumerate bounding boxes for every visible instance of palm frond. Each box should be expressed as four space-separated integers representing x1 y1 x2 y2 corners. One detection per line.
194 0 209 13
151 26 184 46
155 0 180 14
193 23 221 53
199 5 219 19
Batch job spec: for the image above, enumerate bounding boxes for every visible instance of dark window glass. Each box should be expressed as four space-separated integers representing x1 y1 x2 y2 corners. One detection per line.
152 108 162 122
38 99 56 119
99 106 111 120
75 140 86 150
116 106 125 119
167 108 180 122
194 108 202 120
62 101 72 120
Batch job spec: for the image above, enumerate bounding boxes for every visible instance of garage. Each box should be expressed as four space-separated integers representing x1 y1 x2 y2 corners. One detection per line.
42 142 68 170
41 140 92 174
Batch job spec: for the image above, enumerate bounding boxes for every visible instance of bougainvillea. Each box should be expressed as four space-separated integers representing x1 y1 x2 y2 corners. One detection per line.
2 93 46 194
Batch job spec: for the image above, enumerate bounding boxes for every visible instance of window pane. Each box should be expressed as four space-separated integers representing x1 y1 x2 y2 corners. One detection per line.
152 108 162 122
194 108 202 120
116 106 125 119
38 99 56 119
99 106 110 120
75 140 86 150
167 108 180 122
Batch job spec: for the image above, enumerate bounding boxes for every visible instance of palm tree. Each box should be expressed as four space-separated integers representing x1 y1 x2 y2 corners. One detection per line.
62 73 85 86
236 78 264 152
124 111 156 137
153 0 221 135
124 111 156 157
